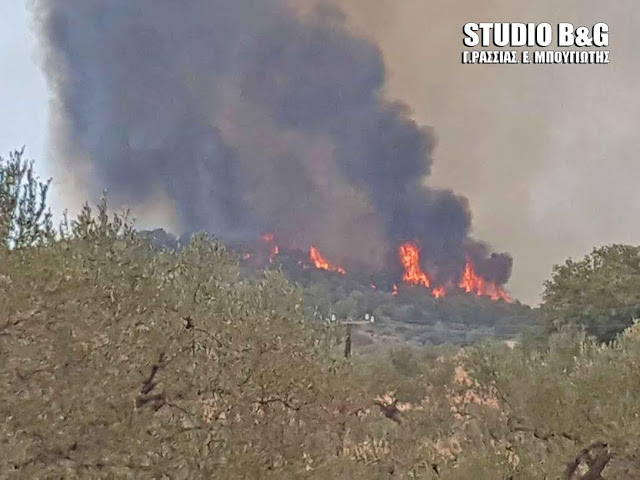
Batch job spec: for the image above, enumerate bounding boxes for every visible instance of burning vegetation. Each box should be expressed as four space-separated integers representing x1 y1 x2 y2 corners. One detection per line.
309 246 346 275
37 0 514 306
261 233 279 262
399 243 432 288
459 260 512 302
247 234 511 302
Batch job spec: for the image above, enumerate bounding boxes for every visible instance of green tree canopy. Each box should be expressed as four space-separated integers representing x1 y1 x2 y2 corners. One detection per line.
542 244 640 341
0 149 53 249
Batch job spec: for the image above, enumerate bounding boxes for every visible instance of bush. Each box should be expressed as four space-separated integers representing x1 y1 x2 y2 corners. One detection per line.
0 149 53 249
0 202 369 478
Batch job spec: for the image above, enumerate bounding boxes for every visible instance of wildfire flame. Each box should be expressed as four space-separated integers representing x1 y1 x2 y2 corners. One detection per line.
399 243 432 288
309 246 346 275
253 235 511 303
261 233 279 262
459 260 512 302
398 242 511 302
432 286 446 299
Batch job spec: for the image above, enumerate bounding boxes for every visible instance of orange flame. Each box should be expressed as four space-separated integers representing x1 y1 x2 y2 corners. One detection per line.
255 234 511 303
459 260 512 302
261 233 279 262
399 242 432 288
432 286 446 299
309 246 346 274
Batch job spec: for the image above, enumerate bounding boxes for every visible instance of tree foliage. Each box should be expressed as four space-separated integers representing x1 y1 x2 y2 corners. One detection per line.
542 245 640 341
1 202 367 478
3 153 640 478
0 149 53 249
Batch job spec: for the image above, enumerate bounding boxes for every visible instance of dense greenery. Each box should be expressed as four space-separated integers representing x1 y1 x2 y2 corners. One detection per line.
294 270 537 346
2 150 640 478
542 245 640 341
2 221 364 477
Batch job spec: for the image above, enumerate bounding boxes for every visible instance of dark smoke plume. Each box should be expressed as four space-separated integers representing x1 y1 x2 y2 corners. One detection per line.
34 0 512 285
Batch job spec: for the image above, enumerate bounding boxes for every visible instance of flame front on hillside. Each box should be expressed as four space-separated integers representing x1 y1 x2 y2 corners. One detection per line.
310 246 346 275
459 260 512 302
399 243 432 288
396 242 511 302
38 0 515 310
255 235 511 302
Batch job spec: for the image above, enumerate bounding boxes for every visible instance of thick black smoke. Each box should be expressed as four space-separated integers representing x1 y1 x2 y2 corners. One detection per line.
35 0 512 285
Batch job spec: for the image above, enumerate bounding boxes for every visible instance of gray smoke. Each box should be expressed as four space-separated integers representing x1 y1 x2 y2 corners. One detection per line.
35 0 511 286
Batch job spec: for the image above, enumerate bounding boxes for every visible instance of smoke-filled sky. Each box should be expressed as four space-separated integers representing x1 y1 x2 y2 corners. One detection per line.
1 0 639 304
32 0 515 288
329 0 640 303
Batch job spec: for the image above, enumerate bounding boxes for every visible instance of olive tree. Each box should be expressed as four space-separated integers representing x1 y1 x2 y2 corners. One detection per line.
0 149 53 249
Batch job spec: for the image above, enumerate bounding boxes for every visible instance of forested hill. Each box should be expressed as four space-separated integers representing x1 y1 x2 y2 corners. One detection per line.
141 228 539 346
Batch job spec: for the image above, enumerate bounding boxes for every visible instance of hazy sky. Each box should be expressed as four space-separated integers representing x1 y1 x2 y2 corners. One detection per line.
0 2 48 173
333 0 640 304
2 0 639 305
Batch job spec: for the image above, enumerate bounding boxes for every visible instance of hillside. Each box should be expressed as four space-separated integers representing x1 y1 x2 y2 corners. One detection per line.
142 228 540 347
